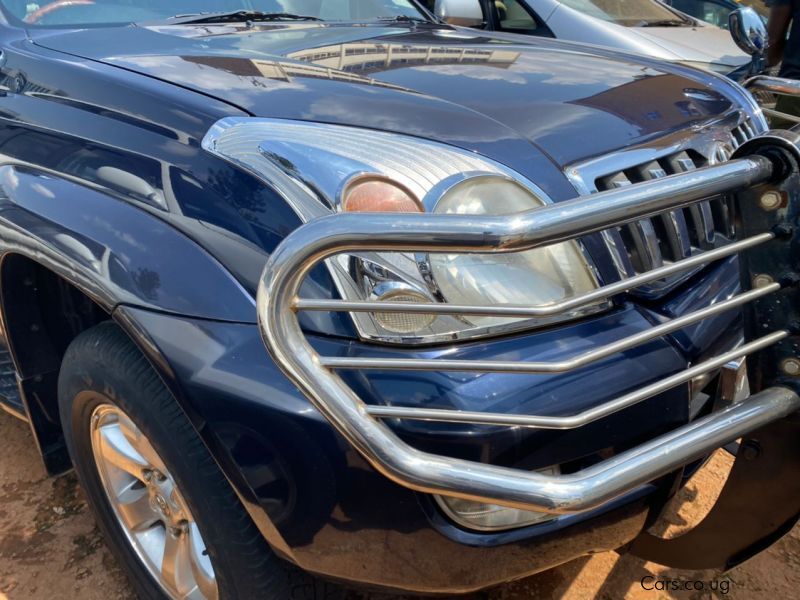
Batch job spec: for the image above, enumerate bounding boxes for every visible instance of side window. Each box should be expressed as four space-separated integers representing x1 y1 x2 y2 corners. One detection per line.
492 0 543 33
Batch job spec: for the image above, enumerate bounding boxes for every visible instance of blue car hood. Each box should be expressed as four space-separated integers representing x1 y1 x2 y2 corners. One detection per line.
34 22 743 171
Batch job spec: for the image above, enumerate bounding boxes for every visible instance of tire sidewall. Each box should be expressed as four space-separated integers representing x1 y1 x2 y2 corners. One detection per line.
59 332 235 599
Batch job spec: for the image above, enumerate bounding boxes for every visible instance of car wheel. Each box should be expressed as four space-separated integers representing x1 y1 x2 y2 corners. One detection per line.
58 321 340 600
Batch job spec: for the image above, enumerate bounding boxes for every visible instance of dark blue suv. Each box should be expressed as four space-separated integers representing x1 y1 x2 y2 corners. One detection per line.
0 1 799 598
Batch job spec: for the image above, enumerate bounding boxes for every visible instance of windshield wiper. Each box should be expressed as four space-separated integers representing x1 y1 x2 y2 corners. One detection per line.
376 15 436 25
167 10 322 25
636 19 689 27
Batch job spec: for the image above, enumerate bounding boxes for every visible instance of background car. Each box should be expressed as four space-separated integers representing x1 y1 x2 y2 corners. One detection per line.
433 0 751 74
664 0 768 29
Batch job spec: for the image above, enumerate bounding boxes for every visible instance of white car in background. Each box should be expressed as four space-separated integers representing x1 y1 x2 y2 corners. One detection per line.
434 0 752 75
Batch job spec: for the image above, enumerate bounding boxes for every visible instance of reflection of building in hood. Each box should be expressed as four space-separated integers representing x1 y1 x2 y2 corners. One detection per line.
183 44 520 89
287 43 520 75
182 55 412 91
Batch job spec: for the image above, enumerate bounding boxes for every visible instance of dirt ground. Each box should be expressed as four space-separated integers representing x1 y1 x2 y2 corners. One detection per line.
0 410 798 600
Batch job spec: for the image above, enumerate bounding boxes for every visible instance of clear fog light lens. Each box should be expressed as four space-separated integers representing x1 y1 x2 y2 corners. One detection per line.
435 466 561 531
370 283 436 334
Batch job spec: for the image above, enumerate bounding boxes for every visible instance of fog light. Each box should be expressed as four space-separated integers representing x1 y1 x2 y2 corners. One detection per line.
370 283 436 334
435 467 560 531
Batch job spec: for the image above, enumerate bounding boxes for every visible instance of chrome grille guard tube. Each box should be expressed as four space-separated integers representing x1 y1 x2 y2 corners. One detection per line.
258 136 800 514
745 75 800 125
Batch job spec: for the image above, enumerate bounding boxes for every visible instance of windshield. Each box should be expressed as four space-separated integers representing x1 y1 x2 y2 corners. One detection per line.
558 0 690 26
0 0 428 27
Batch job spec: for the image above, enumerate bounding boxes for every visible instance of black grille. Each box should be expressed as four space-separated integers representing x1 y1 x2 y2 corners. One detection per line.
593 119 758 291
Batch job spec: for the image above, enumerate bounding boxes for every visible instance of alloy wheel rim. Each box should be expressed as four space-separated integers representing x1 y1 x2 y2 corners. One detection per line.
89 402 218 600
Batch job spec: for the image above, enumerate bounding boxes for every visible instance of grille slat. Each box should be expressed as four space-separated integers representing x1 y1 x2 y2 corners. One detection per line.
686 202 716 248
638 161 691 263
590 118 758 293
622 219 663 271
657 212 692 261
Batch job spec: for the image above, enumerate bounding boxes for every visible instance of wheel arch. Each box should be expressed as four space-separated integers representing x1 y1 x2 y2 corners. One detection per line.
0 254 193 478
0 252 111 473
0 254 295 559
0 163 256 473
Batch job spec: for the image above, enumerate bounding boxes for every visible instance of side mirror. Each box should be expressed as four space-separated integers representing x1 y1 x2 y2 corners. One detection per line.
434 0 484 27
729 7 767 56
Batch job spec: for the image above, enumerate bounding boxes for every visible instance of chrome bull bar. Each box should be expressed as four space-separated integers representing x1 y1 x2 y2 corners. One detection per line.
258 135 800 515
745 75 800 125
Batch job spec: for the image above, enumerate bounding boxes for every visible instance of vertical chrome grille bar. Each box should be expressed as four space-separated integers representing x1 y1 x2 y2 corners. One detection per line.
658 211 692 259
688 202 717 248
623 219 663 271
668 152 717 248
639 161 692 261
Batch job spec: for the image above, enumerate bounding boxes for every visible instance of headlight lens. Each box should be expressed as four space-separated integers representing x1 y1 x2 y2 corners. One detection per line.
203 117 604 344
429 177 599 328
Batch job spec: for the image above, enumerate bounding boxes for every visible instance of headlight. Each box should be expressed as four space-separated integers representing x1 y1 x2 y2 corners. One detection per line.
429 176 598 329
204 117 604 344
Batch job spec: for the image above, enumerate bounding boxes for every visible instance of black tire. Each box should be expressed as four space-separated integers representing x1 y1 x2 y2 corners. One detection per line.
58 321 341 600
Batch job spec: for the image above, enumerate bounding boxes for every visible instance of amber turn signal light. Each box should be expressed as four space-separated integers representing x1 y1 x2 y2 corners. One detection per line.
341 176 422 213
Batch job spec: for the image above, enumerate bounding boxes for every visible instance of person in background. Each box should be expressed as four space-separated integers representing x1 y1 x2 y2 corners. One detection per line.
767 0 800 125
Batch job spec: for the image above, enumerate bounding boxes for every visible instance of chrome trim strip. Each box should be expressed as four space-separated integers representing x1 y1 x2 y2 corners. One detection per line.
258 152 786 514
565 112 747 196
365 332 787 428
320 284 779 373
295 232 774 317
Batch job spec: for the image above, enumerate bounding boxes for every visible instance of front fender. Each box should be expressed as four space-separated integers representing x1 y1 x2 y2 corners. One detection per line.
0 164 255 322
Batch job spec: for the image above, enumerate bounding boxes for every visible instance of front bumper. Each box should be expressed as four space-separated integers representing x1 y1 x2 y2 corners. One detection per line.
114 305 700 592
